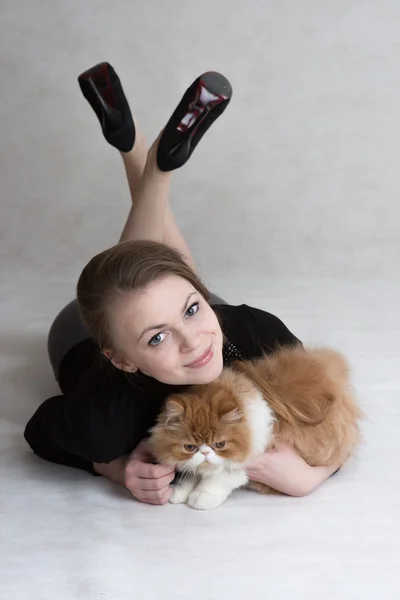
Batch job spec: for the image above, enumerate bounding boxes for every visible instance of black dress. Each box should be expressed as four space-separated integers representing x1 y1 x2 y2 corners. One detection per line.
24 304 300 474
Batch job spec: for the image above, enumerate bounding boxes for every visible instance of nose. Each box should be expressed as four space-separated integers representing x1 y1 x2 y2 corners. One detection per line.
201 450 210 456
180 332 201 353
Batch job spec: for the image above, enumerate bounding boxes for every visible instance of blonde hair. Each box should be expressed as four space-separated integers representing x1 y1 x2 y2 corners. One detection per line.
77 240 210 351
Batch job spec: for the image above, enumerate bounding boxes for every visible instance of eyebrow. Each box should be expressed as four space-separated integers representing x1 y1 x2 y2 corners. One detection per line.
137 292 197 342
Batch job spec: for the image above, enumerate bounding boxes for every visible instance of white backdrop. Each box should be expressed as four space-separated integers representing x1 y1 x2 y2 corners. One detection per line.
1 0 400 282
1 1 399 599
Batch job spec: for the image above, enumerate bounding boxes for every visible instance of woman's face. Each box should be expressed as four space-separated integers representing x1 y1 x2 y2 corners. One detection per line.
107 275 224 385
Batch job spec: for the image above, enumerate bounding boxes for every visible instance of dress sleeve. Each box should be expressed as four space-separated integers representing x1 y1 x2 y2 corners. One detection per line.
24 394 98 474
246 305 302 353
24 360 156 473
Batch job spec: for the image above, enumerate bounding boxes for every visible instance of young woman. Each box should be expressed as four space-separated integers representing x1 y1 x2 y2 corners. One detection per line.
24 63 340 505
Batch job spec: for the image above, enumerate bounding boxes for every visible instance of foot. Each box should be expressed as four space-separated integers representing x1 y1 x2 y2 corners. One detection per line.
78 62 135 153
187 488 229 510
169 478 197 505
169 486 191 505
157 71 232 172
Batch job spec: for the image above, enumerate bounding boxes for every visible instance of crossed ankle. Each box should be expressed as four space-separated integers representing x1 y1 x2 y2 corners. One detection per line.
120 129 147 156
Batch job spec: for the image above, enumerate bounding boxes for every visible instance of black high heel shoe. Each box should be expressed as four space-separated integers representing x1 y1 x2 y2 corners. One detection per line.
78 62 135 152
157 71 232 172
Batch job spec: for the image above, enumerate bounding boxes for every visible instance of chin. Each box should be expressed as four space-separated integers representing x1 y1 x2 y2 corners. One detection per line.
191 356 223 384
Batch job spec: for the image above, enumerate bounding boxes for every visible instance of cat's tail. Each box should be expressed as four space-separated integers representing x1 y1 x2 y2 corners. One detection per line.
232 359 334 426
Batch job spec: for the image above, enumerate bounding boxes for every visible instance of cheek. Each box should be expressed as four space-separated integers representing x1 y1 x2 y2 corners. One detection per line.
177 451 208 471
205 309 222 334
140 350 179 381
193 305 221 337
186 452 205 468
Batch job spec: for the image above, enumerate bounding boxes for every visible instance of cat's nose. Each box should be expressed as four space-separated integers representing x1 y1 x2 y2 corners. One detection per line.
201 450 210 456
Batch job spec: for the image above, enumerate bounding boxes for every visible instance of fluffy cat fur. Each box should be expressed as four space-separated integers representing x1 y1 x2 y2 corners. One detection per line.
149 345 363 510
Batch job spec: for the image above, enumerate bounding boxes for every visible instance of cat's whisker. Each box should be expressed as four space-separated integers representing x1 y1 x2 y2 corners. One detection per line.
177 466 189 479
179 464 194 478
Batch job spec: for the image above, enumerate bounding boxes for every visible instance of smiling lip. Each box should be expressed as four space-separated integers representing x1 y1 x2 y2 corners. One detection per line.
187 344 214 368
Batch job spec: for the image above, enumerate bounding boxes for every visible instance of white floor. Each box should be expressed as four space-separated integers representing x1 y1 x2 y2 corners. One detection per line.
1 276 399 599
1 1 400 598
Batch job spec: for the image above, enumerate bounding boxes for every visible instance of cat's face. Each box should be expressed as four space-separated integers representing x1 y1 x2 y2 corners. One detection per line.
150 380 253 473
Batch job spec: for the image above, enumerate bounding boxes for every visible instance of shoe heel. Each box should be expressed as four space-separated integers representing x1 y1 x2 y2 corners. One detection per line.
157 71 232 171
198 71 232 101
177 72 232 134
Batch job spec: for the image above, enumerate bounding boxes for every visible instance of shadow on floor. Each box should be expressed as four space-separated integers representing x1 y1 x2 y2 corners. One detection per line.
0 331 59 426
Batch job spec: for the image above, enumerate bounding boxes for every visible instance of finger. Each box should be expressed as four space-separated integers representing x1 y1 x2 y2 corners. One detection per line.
162 486 173 503
141 495 169 506
137 494 163 506
142 486 172 506
136 462 176 480
140 486 171 504
139 472 176 491
246 470 262 484
126 459 174 480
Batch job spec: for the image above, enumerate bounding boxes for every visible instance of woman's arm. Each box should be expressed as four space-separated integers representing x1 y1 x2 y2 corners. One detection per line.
246 442 341 497
25 394 175 505
94 440 175 505
24 369 142 471
24 395 97 473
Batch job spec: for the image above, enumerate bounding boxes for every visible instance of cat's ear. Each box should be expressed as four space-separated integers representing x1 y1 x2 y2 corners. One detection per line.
165 398 185 423
219 401 243 423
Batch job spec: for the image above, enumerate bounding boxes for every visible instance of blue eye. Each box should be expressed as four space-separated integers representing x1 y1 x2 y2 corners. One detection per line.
148 332 167 347
185 302 199 317
148 302 199 347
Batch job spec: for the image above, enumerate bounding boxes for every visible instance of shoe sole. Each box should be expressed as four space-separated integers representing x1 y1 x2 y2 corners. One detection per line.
157 71 232 171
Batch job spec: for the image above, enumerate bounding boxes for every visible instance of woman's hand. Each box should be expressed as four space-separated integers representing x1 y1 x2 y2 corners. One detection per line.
246 441 340 497
123 440 176 505
94 440 176 505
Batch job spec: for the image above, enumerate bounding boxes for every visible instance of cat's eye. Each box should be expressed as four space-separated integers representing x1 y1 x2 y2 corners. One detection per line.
214 441 226 449
184 444 197 452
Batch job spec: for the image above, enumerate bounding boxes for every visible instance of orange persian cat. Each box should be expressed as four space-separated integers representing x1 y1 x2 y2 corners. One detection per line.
149 345 363 510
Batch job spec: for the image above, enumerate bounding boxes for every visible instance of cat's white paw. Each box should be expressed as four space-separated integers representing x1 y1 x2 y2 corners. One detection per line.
169 485 192 505
187 489 227 510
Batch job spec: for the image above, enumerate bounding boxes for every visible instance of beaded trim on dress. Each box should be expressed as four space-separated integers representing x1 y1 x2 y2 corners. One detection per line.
222 340 243 365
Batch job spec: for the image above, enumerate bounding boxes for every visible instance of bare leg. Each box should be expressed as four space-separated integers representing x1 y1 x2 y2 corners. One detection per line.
118 140 170 245
78 64 229 273
118 132 196 270
162 204 195 271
